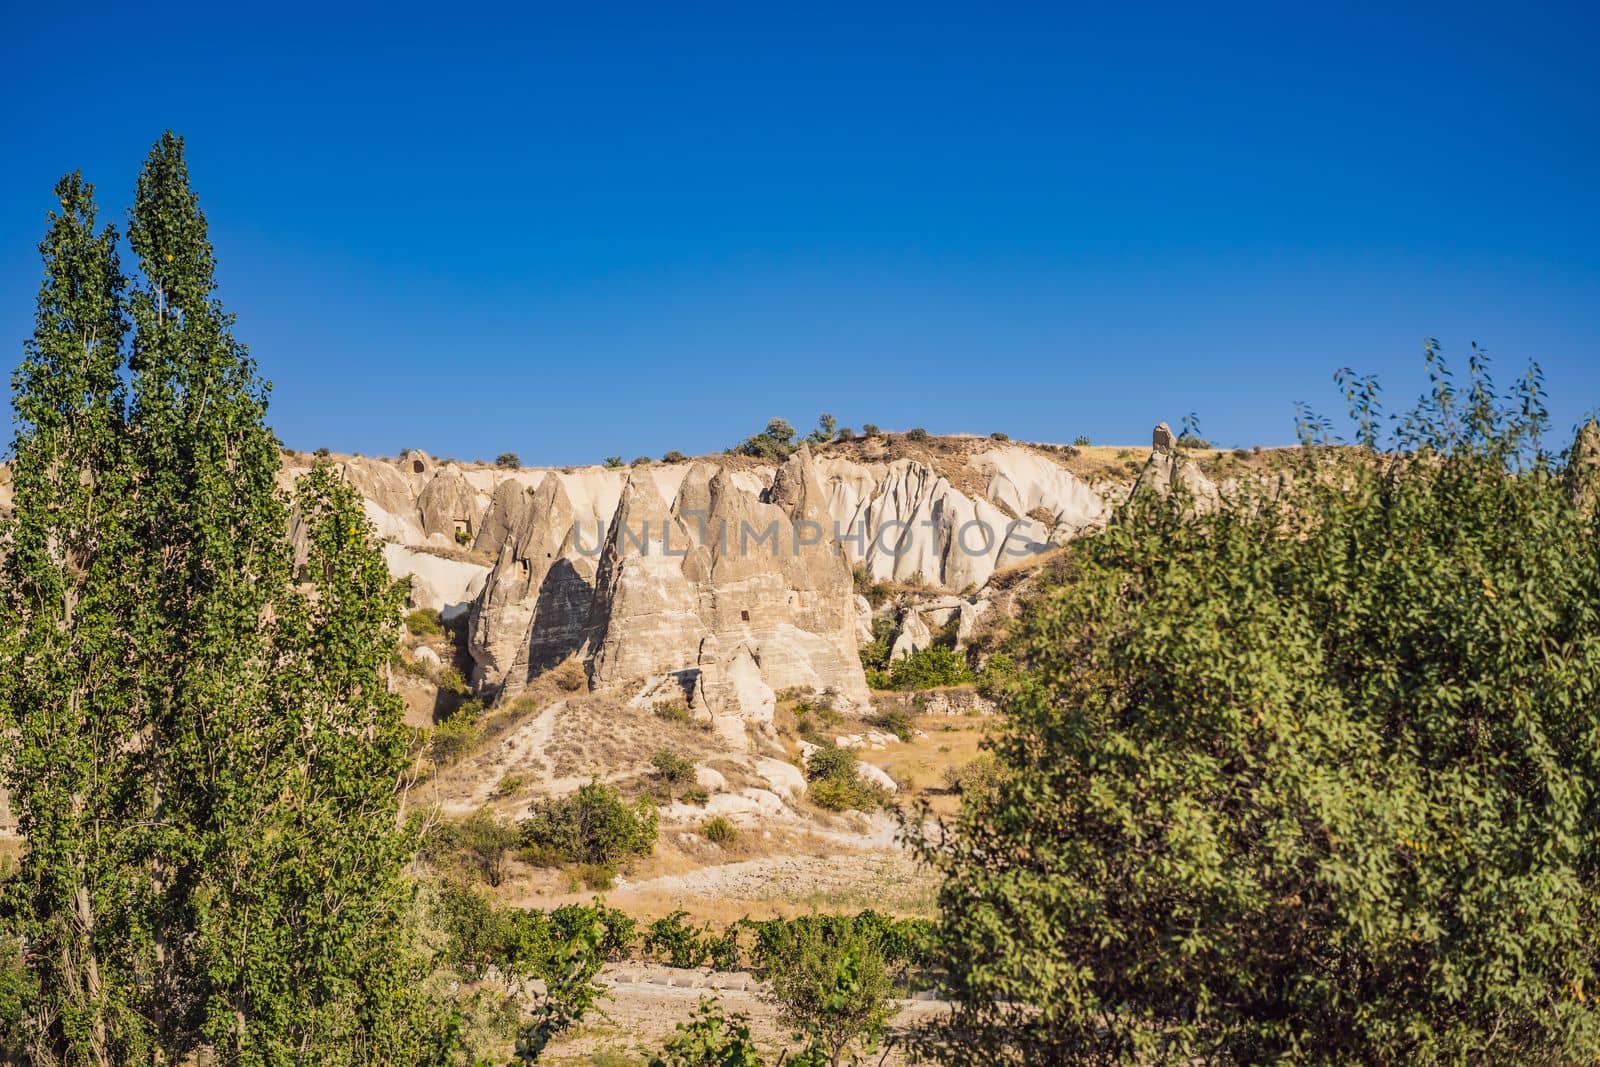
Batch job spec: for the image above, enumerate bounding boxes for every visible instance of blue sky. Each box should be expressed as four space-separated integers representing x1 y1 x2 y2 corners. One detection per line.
3 1 1596 463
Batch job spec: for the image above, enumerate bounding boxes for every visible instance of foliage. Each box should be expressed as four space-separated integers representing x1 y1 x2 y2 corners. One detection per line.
429 810 521 887
834 427 855 441
758 918 895 1067
904 427 929 441
805 744 889 813
645 912 715 969
736 417 798 460
861 424 880 437
851 567 891 609
1073 434 1091 447
918 352 1600 1063
701 816 738 845
662 449 690 463
520 782 658 867
428 705 481 765
406 606 446 636
649 997 767 1067
496 452 521 468
1176 410 1210 448
883 646 973 690
633 455 653 466
512 917 609 1064
866 707 915 742
604 455 625 468
807 413 837 445
651 749 698 787
0 136 437 1065
988 431 1009 441
654 699 694 725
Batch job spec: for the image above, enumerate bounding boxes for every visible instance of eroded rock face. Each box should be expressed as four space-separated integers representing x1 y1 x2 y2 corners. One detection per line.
277 435 1157 731
584 451 872 716
469 474 595 694
417 469 480 543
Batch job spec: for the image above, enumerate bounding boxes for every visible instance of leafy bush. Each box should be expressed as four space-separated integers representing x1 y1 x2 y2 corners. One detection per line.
904 427 929 441
662 450 689 464
405 607 445 637
645 911 714 969
920 354 1600 1061
520 782 657 867
835 427 855 441
1073 434 1091 447
851 567 891 609
988 431 1009 441
759 917 895 1065
427 711 479 765
603 456 625 468
653 699 693 724
495 452 521 468
701 815 737 845
941 753 1005 805
650 997 766 1067
735 417 798 461
454 527 472 545
651 748 697 787
861 423 880 437
867 707 915 742
885 646 973 690
428 809 520 886
632 455 652 466
805 743 889 813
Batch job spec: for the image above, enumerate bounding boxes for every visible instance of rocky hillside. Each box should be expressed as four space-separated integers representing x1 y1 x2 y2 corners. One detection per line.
285 427 1244 724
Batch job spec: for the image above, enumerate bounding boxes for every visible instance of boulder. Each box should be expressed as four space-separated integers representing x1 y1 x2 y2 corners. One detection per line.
889 609 932 661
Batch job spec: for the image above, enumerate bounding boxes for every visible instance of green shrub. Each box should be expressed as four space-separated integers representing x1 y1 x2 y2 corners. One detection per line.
867 706 915 742
428 711 479 765
988 431 1009 441
650 749 697 787
852 567 891 610
1073 434 1091 447
454 527 472 545
574 863 615 892
632 455 652 467
919 355 1600 1061
495 452 521 468
662 450 689 464
861 423 880 437
885 646 973 690
603 456 625 468
432 809 520 887
649 997 765 1067
735 417 798 461
405 607 444 637
701 815 737 845
835 427 855 441
904 427 929 441
759 917 894 1065
805 743 889 812
645 911 713 969
520 782 657 867
653 699 692 724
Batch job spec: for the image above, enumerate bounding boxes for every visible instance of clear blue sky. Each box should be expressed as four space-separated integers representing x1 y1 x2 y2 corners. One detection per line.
3 1 1596 463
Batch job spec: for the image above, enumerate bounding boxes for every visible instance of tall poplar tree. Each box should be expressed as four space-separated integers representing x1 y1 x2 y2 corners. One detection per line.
124 132 431 1064
0 174 154 1064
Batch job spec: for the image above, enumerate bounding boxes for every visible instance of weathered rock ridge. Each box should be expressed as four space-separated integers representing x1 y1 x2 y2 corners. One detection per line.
277 436 1137 739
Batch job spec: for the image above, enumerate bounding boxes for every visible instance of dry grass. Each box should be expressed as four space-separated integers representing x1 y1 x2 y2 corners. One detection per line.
860 711 996 818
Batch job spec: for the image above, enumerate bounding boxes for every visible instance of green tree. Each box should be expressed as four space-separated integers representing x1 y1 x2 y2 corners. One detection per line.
650 998 766 1067
918 352 1600 1063
760 920 894 1066
0 172 154 1065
